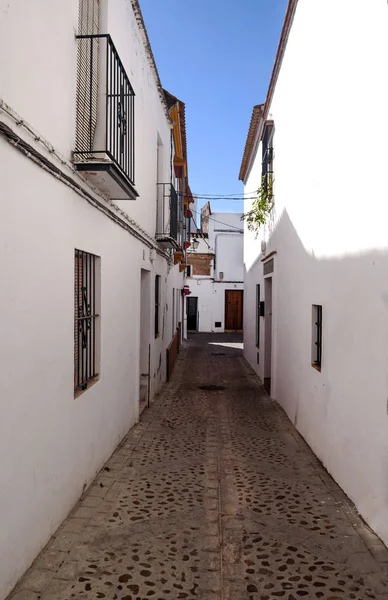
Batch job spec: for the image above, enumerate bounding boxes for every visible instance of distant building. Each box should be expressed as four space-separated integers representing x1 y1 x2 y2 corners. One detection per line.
186 203 244 333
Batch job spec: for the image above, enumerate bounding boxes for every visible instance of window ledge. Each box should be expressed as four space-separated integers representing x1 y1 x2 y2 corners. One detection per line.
74 375 100 400
311 363 321 373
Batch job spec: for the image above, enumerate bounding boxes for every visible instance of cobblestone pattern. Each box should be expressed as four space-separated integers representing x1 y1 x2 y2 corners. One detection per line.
9 335 388 600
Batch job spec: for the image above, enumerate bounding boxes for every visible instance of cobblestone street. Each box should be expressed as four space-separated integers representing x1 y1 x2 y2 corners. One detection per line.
11 334 388 600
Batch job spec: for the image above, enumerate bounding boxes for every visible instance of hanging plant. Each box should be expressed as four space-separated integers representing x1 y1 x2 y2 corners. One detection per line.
241 175 273 235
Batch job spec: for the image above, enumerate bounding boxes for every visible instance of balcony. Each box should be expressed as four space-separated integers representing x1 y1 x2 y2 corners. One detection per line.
73 34 138 200
156 184 180 249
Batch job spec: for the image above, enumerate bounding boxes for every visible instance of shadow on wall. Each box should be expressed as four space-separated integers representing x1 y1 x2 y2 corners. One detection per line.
245 208 388 544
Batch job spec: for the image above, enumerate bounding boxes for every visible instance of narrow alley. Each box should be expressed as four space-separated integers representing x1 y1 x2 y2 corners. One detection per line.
11 335 388 600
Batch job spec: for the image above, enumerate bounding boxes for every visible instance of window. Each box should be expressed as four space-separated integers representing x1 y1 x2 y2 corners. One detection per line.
262 121 274 202
256 284 260 348
155 275 161 337
312 305 322 371
74 249 100 393
175 288 180 328
186 265 192 277
172 288 175 335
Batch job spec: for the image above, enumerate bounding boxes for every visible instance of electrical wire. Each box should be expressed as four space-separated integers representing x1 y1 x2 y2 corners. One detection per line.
191 193 257 201
190 214 211 249
192 196 257 203
193 191 257 197
190 208 244 232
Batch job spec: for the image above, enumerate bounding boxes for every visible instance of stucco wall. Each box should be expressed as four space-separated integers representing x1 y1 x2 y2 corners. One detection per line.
243 0 388 545
215 233 243 282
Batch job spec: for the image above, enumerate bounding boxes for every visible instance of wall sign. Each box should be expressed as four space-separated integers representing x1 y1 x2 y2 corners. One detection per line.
263 258 274 276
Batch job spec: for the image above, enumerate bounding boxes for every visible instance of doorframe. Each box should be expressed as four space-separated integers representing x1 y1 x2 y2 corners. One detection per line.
187 296 198 332
224 289 244 332
263 276 272 395
262 253 277 398
139 268 151 420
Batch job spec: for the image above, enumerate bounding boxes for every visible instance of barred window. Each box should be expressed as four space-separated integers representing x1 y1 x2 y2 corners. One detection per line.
262 121 274 201
74 250 101 393
155 275 161 337
312 304 322 371
256 284 260 348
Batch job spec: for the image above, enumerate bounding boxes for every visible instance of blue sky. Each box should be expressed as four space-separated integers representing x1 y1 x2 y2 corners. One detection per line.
140 0 288 214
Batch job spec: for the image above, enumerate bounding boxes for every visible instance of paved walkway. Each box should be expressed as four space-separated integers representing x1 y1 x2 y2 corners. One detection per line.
11 334 388 600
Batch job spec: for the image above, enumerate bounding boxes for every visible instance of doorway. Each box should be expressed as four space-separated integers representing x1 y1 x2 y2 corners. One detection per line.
225 290 244 331
264 277 272 395
187 297 198 331
139 269 151 416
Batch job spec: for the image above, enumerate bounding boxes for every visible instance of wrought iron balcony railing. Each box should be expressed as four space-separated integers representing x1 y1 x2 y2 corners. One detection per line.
74 34 137 200
156 183 180 249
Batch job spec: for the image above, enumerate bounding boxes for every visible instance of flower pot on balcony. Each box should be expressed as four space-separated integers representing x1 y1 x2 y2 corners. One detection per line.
173 251 184 265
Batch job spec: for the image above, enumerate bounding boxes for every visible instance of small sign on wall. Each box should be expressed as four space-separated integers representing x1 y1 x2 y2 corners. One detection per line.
263 258 274 276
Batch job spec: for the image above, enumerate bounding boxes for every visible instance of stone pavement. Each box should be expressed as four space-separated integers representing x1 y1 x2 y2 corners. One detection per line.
10 334 388 600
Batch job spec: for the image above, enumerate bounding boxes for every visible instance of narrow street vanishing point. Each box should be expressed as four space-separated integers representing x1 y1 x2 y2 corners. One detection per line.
11 335 388 600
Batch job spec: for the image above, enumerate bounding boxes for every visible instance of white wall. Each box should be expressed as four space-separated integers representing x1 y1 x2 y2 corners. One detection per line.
0 0 184 596
243 0 388 545
215 234 243 282
0 0 172 239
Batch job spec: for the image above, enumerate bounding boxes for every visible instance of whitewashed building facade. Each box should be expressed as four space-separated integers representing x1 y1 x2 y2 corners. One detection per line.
239 0 388 545
0 1 189 596
186 203 244 333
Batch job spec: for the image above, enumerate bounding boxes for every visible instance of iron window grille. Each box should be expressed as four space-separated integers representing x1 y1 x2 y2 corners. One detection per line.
75 250 100 392
256 284 260 348
155 275 161 337
74 34 135 190
312 304 322 370
262 123 274 201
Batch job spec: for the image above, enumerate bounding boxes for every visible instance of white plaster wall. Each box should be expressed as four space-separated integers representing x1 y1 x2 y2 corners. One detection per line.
0 139 183 599
0 1 184 595
0 0 172 239
215 234 243 282
212 212 243 232
243 0 388 544
0 0 79 154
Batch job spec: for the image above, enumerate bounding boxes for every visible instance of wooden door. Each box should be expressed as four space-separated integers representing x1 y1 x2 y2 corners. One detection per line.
225 290 243 331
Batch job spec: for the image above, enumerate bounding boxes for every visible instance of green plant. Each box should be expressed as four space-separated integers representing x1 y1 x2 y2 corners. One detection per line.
241 175 273 235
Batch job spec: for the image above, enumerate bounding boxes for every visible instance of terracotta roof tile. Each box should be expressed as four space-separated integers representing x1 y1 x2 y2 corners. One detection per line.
238 104 264 182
